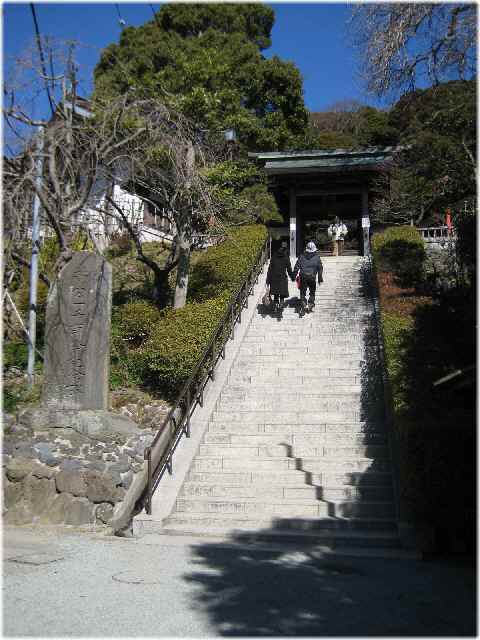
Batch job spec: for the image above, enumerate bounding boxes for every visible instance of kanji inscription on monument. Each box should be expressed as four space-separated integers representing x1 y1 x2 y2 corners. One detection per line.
43 252 112 410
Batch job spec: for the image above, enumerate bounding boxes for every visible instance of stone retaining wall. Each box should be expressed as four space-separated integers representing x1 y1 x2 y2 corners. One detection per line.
2 400 170 531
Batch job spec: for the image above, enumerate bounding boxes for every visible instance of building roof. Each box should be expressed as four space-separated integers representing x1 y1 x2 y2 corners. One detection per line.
248 146 403 175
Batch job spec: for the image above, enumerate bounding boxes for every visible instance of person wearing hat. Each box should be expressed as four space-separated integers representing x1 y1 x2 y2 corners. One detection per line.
327 216 348 256
266 241 293 317
292 241 323 315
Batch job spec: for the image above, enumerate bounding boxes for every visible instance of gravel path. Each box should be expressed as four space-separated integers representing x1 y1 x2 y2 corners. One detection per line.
3 525 476 637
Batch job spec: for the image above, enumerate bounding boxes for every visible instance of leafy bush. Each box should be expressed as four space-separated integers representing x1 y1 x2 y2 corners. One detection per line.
3 342 30 370
111 224 267 396
3 382 42 413
110 301 162 388
112 301 162 347
381 312 413 412
139 294 230 396
237 184 282 224
372 226 426 288
376 261 475 548
188 224 267 302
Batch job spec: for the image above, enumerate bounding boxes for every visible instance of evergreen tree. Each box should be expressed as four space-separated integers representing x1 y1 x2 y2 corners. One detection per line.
94 4 309 151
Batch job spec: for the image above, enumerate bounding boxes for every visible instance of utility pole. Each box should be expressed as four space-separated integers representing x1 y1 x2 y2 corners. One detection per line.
27 126 45 387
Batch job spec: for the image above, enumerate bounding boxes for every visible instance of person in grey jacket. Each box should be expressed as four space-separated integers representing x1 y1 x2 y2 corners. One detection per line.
292 241 323 315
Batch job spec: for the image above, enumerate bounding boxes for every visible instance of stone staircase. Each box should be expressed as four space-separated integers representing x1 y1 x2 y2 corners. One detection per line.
156 257 409 556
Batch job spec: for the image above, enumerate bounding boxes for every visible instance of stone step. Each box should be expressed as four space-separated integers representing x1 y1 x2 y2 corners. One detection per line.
231 362 364 373
207 421 385 436
211 411 368 425
241 340 365 349
320 485 394 501
163 512 398 533
191 456 387 473
229 380 363 392
187 469 311 485
180 482 394 503
203 432 387 446
186 469 393 488
298 457 390 473
197 443 389 460
248 322 373 329
234 357 364 367
242 335 365 344
220 388 362 400
229 374 361 386
237 346 365 357
175 496 330 517
174 496 395 519
180 482 319 500
251 314 373 324
216 400 363 413
212 410 362 423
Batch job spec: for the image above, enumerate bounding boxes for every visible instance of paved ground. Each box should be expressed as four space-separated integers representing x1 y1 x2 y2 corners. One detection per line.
3 525 476 636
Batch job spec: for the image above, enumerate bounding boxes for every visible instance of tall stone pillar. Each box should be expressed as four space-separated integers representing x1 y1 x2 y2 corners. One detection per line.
361 188 371 257
42 252 112 411
289 186 297 259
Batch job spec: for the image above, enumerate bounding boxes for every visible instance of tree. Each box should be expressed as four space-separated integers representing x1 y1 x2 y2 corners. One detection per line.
371 80 476 225
93 3 310 152
3 41 225 310
309 101 398 149
350 3 477 99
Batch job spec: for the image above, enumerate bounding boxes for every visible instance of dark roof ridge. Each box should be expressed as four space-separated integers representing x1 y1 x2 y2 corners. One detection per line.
248 146 404 160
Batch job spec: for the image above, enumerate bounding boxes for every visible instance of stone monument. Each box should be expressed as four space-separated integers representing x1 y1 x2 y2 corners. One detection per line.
42 252 112 411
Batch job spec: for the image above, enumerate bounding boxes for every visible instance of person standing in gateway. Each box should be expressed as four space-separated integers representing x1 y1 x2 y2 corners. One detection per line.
328 216 348 256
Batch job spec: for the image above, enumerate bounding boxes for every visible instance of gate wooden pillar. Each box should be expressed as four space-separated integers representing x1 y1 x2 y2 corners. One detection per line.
361 188 371 257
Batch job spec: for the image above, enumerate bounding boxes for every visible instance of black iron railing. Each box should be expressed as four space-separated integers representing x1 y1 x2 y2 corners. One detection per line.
143 235 271 514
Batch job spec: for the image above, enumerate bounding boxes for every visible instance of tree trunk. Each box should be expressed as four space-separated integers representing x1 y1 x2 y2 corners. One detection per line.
153 268 172 309
173 231 191 309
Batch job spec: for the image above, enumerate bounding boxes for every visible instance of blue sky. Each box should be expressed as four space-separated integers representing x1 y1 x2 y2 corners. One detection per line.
3 2 383 121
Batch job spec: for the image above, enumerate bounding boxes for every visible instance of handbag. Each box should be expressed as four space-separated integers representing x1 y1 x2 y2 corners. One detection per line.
295 273 301 289
262 289 272 307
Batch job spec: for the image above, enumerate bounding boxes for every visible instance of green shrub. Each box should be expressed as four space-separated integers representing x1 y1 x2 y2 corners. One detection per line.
139 294 230 396
188 224 267 302
3 341 29 370
381 312 413 412
110 301 162 388
237 184 282 224
110 224 267 396
3 381 42 413
112 301 162 347
372 226 426 288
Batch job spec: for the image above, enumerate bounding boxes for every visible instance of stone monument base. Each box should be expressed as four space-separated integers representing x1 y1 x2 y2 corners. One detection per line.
19 408 143 438
4 406 157 531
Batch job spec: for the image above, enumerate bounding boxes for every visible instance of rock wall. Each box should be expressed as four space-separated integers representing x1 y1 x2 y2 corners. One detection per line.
2 409 162 529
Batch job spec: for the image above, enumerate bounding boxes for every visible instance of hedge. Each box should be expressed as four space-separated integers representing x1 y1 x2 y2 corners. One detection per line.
111 224 267 395
188 224 268 302
373 236 475 550
372 225 425 288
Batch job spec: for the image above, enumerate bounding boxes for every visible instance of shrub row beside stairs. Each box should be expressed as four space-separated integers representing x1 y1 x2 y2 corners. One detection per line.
111 224 268 397
372 226 475 553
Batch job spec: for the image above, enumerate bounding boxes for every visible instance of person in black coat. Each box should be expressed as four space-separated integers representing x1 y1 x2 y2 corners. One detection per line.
266 242 293 315
292 241 323 315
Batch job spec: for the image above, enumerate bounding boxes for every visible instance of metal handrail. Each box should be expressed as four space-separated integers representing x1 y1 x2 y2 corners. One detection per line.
143 234 271 514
